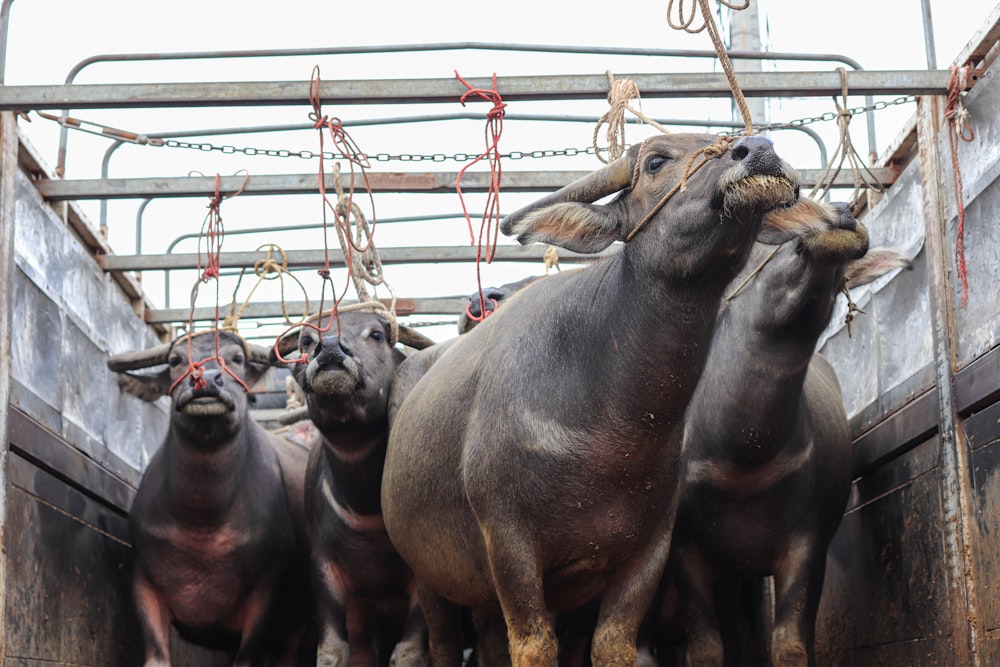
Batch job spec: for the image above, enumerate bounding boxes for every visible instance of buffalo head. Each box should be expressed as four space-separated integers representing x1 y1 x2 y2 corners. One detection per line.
108 330 274 444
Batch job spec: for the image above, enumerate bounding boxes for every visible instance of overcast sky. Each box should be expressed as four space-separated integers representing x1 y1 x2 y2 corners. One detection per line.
4 0 996 340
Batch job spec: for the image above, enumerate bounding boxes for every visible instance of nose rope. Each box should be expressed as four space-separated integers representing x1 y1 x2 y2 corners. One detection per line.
724 244 783 302
624 135 736 243
167 331 251 397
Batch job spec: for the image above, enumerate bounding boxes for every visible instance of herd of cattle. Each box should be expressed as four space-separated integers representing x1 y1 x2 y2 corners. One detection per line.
108 132 909 667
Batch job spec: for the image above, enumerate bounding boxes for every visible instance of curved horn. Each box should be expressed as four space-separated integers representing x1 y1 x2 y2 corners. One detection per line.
398 326 436 350
107 343 172 372
500 150 636 236
248 343 277 366
269 329 302 365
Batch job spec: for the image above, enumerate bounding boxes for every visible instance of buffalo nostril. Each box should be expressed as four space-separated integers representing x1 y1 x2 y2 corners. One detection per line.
214 373 225 387
732 144 749 161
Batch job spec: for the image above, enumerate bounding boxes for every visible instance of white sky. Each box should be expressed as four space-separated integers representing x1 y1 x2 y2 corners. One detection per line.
5 0 997 341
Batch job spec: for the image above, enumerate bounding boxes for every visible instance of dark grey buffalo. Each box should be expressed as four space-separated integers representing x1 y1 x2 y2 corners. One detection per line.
668 198 909 667
382 133 800 667
110 330 314 667
456 275 542 334
278 308 434 667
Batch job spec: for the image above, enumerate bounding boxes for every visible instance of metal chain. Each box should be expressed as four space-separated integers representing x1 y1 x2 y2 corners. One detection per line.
727 94 916 135
159 139 600 163
37 93 915 162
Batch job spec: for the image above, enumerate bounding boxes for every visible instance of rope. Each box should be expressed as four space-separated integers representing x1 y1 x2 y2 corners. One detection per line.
273 65 396 366
544 245 561 274
171 172 251 396
454 70 507 325
808 67 884 205
724 244 782 301
223 243 312 331
593 71 672 164
946 64 975 307
666 0 754 135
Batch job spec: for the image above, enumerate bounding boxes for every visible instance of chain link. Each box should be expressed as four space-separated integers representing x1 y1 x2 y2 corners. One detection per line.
158 95 917 162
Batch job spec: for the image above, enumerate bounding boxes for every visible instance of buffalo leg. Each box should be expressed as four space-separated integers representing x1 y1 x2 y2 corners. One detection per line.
388 597 428 667
672 550 725 667
771 536 825 667
591 527 673 667
481 525 557 667
133 575 171 667
316 597 351 667
417 581 465 667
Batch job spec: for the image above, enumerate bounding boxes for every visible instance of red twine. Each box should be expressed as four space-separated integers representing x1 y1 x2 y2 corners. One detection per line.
454 70 506 323
171 173 252 396
945 65 975 307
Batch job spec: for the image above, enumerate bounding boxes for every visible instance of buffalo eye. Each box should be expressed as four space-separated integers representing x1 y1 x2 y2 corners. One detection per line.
369 329 386 344
168 354 182 367
646 154 670 174
231 353 245 366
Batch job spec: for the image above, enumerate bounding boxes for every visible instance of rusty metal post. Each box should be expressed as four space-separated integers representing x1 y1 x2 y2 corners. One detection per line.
916 95 980 666
0 110 18 664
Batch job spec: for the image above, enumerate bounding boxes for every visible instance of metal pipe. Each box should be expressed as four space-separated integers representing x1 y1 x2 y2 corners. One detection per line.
920 0 939 70
6 71 950 112
100 113 828 233
916 95 979 665
39 167 895 201
0 0 15 85
54 41 869 174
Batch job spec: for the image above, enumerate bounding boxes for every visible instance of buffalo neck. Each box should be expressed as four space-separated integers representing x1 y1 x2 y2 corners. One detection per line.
686 304 817 465
546 249 737 439
162 419 254 526
319 424 388 517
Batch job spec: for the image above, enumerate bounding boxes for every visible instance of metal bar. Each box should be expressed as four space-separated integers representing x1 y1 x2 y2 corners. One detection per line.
39 167 895 201
916 95 980 665
1 71 954 110
0 109 18 659
58 42 866 176
149 297 472 324
99 245 611 272
0 0 14 85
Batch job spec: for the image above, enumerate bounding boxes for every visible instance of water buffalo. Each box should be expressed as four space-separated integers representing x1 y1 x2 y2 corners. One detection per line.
277 308 434 667
110 330 315 666
382 132 800 667
456 275 542 334
668 199 910 667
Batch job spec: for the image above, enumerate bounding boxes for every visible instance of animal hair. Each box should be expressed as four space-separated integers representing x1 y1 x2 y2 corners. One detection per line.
761 197 835 238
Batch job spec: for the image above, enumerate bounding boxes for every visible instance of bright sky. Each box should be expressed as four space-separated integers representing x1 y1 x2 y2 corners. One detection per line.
5 0 997 341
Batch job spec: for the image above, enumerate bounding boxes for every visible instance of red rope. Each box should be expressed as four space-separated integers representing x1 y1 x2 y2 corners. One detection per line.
275 65 381 365
945 65 975 307
454 70 506 322
171 174 251 396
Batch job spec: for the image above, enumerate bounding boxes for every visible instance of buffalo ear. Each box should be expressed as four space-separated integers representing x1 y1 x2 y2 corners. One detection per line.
845 248 911 289
117 369 172 402
507 202 621 254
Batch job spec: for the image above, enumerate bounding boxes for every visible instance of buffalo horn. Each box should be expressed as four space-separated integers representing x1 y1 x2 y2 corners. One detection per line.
248 343 277 366
269 329 302 365
398 326 436 350
107 343 172 372
499 150 635 236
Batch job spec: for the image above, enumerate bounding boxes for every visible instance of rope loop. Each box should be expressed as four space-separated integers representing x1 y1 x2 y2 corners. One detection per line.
808 67 884 205
454 70 506 324
946 64 975 306
593 71 671 164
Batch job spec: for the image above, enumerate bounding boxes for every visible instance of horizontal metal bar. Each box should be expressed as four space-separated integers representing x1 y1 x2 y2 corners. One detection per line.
149 297 471 324
38 168 896 200
98 245 610 272
0 71 955 110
